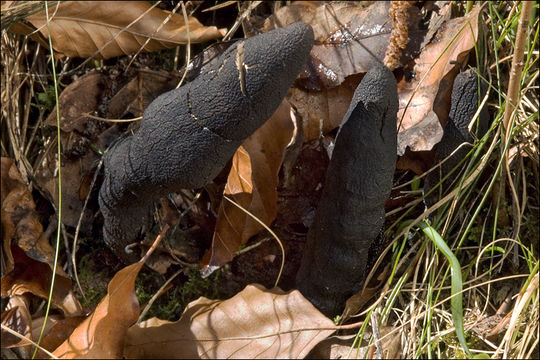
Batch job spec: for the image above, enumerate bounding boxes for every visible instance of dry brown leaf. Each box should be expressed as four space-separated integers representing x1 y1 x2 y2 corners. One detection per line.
35 68 177 229
33 132 108 230
200 101 294 271
1 246 81 316
105 70 179 118
9 1 225 59
287 74 362 142
44 72 107 132
30 315 86 358
124 284 336 359
53 262 143 359
396 7 481 154
1 158 82 316
264 2 423 90
1 158 57 270
1 296 32 348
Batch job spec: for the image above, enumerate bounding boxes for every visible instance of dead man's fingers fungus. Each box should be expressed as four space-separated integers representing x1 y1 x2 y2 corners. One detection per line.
99 22 314 263
424 69 489 207
296 65 399 318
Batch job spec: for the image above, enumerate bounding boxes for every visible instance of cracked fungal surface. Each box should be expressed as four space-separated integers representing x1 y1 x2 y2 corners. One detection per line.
424 69 489 207
296 65 399 318
99 22 314 263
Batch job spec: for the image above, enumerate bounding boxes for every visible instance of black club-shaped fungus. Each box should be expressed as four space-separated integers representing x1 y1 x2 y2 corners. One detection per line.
424 69 489 207
296 65 399 318
99 22 314 263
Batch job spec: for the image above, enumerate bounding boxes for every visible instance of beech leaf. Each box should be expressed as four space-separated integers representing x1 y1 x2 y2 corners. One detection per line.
201 101 294 271
124 284 335 359
396 6 481 154
1 157 82 316
9 1 225 59
53 262 143 358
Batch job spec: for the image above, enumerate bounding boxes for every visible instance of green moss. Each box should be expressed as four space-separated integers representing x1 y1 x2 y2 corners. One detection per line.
76 253 111 308
135 267 223 322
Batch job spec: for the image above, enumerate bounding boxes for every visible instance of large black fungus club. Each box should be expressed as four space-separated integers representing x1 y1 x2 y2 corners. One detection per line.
424 69 489 207
295 65 399 318
99 22 314 263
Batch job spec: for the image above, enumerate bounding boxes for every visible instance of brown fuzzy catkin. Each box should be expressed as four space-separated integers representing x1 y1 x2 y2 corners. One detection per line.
384 1 412 70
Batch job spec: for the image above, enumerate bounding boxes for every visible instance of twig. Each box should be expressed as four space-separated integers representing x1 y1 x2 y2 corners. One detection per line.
175 2 191 89
137 268 183 324
72 157 104 301
500 0 533 258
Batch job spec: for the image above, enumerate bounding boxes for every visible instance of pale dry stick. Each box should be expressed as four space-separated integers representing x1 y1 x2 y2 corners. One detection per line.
137 268 182 324
501 0 534 241
0 324 57 359
223 1 262 41
140 223 170 264
489 51 539 71
234 236 271 256
71 158 104 300
496 272 539 358
126 0 183 71
385 198 424 217
370 310 383 359
83 112 142 123
524 331 540 359
503 1 519 35
201 1 237 13
516 319 538 359
223 195 285 288
175 2 191 90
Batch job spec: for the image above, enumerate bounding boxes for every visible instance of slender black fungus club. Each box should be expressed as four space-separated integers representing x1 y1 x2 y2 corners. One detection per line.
424 69 489 207
99 22 314 263
296 65 399 318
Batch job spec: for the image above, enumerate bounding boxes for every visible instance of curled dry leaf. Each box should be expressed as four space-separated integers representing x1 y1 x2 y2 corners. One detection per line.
34 69 178 229
44 72 108 132
267 2 480 156
30 315 86 358
8 1 226 59
124 284 335 359
1 158 82 316
265 1 423 146
53 262 143 359
1 295 32 348
288 75 362 142
396 6 481 154
1 245 82 316
264 2 422 90
201 101 294 271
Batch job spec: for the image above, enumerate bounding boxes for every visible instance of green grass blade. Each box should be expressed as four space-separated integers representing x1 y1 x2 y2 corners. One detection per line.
417 221 472 358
